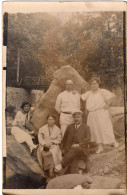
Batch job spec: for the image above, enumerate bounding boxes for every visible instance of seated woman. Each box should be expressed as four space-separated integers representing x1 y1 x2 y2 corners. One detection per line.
38 114 62 179
11 101 37 153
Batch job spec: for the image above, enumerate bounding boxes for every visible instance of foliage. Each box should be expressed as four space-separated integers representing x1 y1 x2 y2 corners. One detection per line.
7 12 124 89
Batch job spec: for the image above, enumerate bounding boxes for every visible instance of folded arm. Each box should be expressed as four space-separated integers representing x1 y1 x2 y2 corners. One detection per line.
51 133 62 144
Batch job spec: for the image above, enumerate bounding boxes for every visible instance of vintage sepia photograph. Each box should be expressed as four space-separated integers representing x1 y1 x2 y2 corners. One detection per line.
2 1 126 193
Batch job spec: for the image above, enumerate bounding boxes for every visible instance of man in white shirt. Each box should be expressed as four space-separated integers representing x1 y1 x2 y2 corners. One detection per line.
55 80 80 137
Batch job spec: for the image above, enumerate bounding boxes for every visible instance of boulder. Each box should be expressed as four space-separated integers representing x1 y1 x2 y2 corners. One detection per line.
46 174 92 189
31 65 90 131
112 114 124 138
6 135 46 189
90 176 121 189
88 147 125 174
109 107 124 117
46 174 121 189
108 107 124 138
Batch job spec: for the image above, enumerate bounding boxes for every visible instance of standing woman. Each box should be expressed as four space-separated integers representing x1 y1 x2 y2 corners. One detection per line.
81 77 119 154
11 101 37 153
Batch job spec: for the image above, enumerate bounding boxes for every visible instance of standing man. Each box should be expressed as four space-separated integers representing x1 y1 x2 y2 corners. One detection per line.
55 80 80 137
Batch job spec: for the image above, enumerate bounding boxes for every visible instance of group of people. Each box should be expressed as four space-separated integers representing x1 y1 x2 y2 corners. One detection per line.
11 77 119 179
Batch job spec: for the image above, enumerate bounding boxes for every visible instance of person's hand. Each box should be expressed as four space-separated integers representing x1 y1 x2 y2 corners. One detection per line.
45 141 52 147
71 144 79 148
104 104 109 110
72 90 78 95
30 131 34 135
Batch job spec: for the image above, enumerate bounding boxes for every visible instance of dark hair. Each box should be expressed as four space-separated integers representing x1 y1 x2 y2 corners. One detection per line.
20 101 31 109
89 76 101 85
47 114 56 120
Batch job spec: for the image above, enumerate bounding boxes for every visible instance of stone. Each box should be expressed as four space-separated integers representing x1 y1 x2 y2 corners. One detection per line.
109 107 124 138
7 87 30 112
31 65 90 131
88 147 125 174
90 176 122 189
112 114 124 138
6 135 46 189
109 107 124 117
46 174 121 189
46 174 92 189
103 166 110 174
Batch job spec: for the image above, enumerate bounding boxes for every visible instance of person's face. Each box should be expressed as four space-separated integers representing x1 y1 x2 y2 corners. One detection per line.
66 81 73 91
91 80 99 91
47 116 55 126
23 104 30 113
73 114 82 125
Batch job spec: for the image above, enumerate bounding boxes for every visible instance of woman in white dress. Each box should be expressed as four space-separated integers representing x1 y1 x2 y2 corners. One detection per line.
38 114 62 178
81 77 119 154
11 101 37 153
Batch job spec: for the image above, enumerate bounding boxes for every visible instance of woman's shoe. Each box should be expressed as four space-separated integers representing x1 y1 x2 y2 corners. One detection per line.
96 147 103 154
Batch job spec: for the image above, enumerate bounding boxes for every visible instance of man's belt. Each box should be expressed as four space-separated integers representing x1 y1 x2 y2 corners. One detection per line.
61 111 72 114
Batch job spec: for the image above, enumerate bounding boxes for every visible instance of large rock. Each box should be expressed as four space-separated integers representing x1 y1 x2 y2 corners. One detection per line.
6 135 46 189
46 174 92 189
31 65 90 131
90 176 121 189
7 87 30 112
46 174 121 189
88 146 125 174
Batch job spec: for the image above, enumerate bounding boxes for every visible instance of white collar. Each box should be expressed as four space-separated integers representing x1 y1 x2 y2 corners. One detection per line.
75 123 81 129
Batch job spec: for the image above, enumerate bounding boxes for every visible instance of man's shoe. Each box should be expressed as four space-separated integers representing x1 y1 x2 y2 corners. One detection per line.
54 164 62 172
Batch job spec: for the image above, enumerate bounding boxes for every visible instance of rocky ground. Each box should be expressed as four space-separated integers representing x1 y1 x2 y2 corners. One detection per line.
5 133 126 189
5 106 126 189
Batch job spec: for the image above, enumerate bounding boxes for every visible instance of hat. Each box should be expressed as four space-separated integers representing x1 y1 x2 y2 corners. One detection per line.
72 109 83 116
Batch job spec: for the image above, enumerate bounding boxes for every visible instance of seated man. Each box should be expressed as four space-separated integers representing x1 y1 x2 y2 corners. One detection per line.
61 109 91 174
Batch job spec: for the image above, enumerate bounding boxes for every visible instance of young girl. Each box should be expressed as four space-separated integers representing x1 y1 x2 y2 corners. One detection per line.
81 77 119 154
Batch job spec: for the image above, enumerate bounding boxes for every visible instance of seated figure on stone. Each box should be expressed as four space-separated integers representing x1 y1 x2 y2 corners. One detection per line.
38 114 62 179
60 109 91 175
55 79 81 138
11 101 37 154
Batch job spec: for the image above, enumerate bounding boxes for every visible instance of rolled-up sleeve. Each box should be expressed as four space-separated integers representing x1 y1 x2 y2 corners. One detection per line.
81 91 90 101
55 94 62 114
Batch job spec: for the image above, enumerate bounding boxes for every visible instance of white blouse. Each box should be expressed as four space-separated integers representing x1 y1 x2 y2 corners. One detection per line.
81 89 115 112
13 111 27 127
